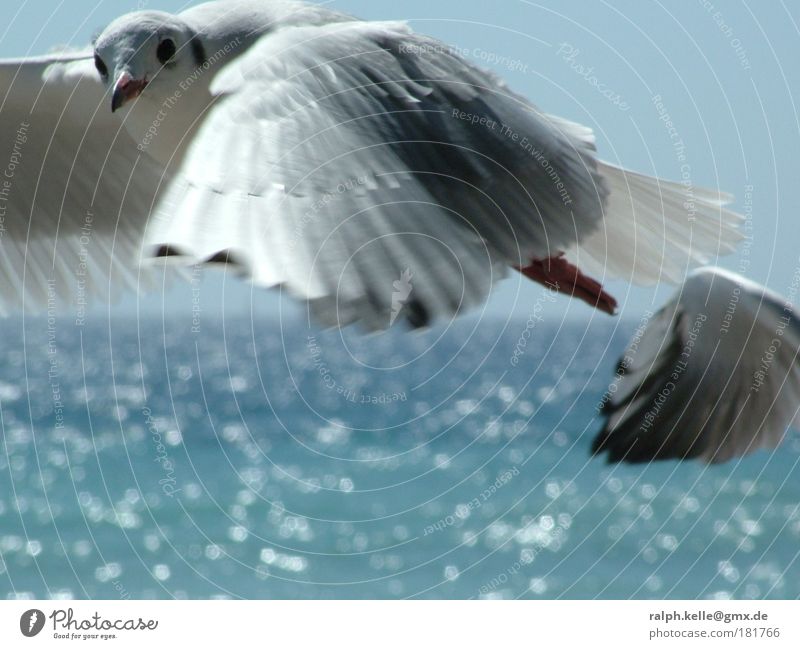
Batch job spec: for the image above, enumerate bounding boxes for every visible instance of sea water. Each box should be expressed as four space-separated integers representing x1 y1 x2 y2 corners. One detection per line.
1 314 798 599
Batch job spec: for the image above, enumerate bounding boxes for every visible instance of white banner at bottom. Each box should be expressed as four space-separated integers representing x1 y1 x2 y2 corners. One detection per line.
1 600 798 648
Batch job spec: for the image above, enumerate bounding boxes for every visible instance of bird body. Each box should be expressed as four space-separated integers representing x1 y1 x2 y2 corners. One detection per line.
0 0 741 328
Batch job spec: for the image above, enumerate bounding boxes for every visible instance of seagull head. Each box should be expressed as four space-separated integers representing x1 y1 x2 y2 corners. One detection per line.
93 11 204 113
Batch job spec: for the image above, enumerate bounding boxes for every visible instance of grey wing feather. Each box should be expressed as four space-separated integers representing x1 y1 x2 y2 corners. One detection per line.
146 20 607 330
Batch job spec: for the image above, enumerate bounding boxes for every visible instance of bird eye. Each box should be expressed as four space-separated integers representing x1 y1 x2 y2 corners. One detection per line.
94 53 108 79
156 38 177 65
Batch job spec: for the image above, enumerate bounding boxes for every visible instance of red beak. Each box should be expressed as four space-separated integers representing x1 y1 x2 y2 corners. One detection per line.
111 72 148 112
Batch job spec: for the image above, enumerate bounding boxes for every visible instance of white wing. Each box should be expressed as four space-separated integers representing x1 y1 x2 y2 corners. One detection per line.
594 268 800 463
0 51 167 313
145 20 610 330
566 164 743 285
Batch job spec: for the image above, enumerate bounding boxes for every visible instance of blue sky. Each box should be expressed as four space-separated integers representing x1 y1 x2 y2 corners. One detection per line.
2 0 798 322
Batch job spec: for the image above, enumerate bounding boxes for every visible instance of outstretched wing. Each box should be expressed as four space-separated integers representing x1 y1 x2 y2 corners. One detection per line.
146 20 608 330
0 51 168 313
594 268 800 463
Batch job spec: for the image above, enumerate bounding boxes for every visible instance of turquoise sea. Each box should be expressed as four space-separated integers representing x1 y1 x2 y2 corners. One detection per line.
1 313 798 599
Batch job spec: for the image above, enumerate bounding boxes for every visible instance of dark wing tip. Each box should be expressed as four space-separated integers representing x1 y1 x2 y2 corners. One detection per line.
205 250 238 266
405 299 430 329
152 245 248 272
590 427 609 456
152 244 186 259
590 426 641 464
591 413 712 464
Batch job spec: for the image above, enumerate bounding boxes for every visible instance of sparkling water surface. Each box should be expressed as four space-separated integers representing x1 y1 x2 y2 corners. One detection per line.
1 313 798 600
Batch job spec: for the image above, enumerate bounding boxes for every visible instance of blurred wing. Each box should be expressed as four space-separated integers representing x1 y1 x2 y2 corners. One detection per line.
565 163 744 286
146 20 608 329
593 268 800 463
0 52 168 313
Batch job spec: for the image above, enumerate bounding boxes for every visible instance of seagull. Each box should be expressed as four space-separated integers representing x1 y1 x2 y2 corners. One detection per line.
0 0 742 329
593 267 800 464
